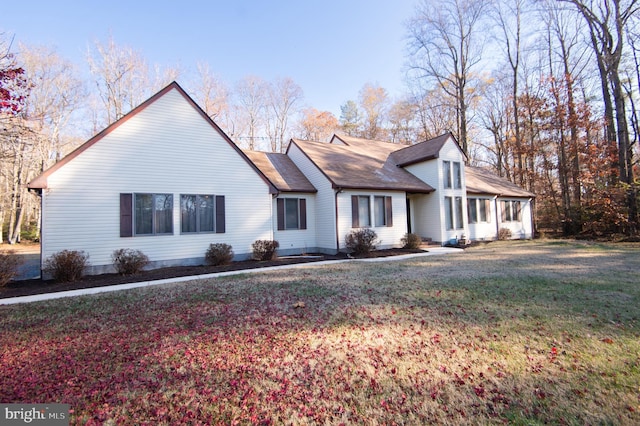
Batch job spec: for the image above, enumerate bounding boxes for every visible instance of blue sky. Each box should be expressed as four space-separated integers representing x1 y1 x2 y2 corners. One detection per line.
3 0 418 115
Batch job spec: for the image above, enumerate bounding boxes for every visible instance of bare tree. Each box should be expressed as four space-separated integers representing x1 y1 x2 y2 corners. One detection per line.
20 44 85 162
409 83 458 142
407 0 486 156
265 77 304 153
234 75 268 150
87 36 149 128
192 62 229 122
492 0 528 186
387 98 417 144
358 83 389 140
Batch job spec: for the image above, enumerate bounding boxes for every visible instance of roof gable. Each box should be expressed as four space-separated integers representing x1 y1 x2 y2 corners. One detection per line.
28 82 276 193
391 132 466 167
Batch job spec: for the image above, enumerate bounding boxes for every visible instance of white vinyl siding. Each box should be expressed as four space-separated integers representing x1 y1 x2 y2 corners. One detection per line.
272 193 317 255
338 190 406 251
405 137 467 244
41 87 272 272
287 143 332 251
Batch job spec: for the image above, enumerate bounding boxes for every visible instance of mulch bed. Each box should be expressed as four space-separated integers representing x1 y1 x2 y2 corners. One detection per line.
1 249 427 300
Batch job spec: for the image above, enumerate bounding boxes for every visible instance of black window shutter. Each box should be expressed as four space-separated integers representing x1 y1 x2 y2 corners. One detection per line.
351 195 359 228
215 195 225 233
299 199 307 230
385 196 393 227
277 198 285 230
120 193 133 237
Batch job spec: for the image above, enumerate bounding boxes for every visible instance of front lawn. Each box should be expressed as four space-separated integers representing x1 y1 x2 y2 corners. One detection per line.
1 240 639 424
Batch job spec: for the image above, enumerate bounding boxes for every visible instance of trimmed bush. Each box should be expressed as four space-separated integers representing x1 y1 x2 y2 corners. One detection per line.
44 250 89 282
252 240 279 261
205 243 234 266
401 233 422 249
111 248 149 275
498 228 513 241
345 228 379 255
0 251 23 287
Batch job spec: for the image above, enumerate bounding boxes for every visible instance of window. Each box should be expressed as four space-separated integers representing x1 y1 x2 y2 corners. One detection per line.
501 200 522 222
351 195 371 228
455 196 464 229
444 161 462 190
479 198 490 222
443 161 452 188
445 196 453 230
134 193 173 235
446 196 465 230
468 198 478 224
277 198 307 230
468 198 491 224
453 162 462 189
181 194 217 233
121 193 224 237
374 196 393 227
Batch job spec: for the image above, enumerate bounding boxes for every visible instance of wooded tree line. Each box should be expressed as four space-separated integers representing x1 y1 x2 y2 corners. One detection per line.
1 0 639 243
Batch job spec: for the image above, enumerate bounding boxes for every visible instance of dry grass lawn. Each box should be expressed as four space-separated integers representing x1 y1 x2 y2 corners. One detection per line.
1 240 639 425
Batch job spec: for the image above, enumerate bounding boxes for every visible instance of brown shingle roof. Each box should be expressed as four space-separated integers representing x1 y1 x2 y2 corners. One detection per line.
290 139 435 193
243 151 317 193
465 166 535 198
391 133 463 167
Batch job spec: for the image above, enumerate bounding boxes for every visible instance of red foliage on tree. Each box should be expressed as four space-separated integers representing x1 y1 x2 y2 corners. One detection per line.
0 58 27 114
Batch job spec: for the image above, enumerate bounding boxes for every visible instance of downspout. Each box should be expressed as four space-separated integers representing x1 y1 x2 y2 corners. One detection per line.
334 188 343 254
494 195 500 240
271 191 280 241
529 197 535 239
29 188 44 279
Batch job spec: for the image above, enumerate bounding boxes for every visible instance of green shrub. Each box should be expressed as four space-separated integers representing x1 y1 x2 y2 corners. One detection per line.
44 250 89 282
401 233 422 249
252 240 279 261
111 248 149 275
205 243 234 266
0 251 22 287
498 228 512 241
345 228 379 255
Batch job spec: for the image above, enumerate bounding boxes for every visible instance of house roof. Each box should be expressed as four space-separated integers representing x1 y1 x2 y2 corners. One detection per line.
465 166 535 198
243 150 317 193
290 138 435 194
391 132 465 167
28 82 277 194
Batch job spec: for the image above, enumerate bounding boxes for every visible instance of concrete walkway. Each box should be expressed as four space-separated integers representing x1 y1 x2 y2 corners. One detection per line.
0 247 463 306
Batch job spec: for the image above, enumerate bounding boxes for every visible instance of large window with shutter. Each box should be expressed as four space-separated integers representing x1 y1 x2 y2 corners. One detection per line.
180 194 225 233
373 196 393 227
120 193 225 237
276 198 307 230
133 193 173 236
351 195 370 228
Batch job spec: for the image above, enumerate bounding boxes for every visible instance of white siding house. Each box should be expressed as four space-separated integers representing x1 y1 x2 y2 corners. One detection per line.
29 82 535 277
29 83 276 275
